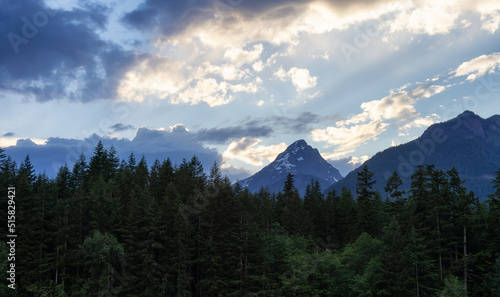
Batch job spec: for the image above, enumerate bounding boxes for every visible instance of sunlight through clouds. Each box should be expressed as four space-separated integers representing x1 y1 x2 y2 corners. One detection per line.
223 137 287 166
452 52 500 81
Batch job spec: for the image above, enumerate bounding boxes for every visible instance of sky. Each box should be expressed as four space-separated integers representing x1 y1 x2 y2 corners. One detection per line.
1 0 500 180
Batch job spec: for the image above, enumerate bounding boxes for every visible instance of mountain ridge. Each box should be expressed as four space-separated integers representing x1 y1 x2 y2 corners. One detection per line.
325 110 500 199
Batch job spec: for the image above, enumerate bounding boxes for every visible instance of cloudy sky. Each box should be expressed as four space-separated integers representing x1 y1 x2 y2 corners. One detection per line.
1 0 500 179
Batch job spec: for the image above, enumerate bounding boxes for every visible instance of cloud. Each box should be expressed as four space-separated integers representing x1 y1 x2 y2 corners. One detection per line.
3 126 221 177
313 82 445 157
223 44 264 67
220 164 252 182
388 0 462 35
118 53 261 106
196 124 273 144
110 123 135 132
223 137 286 166
274 66 317 92
0 0 141 102
270 111 324 134
452 52 500 81
327 155 370 176
117 56 190 103
312 121 388 158
476 1 500 33
2 132 15 137
337 82 445 129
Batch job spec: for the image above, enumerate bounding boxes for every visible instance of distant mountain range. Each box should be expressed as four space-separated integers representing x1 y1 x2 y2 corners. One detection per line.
239 139 343 196
326 110 500 199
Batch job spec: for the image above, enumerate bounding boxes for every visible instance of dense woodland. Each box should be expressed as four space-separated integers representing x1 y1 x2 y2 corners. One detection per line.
1 141 500 296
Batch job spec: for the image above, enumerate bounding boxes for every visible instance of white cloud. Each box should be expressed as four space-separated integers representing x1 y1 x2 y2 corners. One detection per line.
349 155 370 165
0 138 47 147
171 78 232 107
223 44 264 67
411 85 447 98
274 66 317 92
389 0 462 35
288 67 318 91
399 114 438 131
117 57 190 103
452 52 500 81
314 81 445 156
252 61 264 72
223 137 287 166
476 0 500 33
311 121 388 158
198 62 247 81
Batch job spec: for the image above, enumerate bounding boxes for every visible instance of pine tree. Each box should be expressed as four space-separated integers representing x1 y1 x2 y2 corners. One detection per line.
385 171 405 219
320 189 337 250
16 155 41 293
448 167 474 291
356 165 377 235
280 175 312 236
303 179 324 239
379 219 413 296
488 168 500 260
334 187 359 247
52 165 72 290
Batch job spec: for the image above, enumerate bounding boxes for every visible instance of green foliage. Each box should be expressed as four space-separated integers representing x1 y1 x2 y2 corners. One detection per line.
439 275 467 297
79 231 125 296
4 141 500 296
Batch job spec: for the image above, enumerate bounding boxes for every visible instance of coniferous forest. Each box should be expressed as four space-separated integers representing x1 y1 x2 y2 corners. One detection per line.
2 141 500 296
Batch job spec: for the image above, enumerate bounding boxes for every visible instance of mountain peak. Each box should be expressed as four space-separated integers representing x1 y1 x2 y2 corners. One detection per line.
328 111 500 199
459 110 477 118
240 139 343 195
290 139 308 147
285 139 309 155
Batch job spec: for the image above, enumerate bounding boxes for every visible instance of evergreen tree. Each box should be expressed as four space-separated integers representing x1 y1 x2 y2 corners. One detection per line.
379 219 413 296
303 179 324 239
280 175 313 236
333 187 359 247
356 165 377 235
385 171 405 219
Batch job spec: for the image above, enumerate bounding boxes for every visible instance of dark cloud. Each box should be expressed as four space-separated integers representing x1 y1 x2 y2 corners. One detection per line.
110 123 135 132
221 165 252 181
226 137 257 154
263 111 340 134
4 127 221 178
2 132 15 137
272 112 321 133
16 139 38 147
0 0 142 102
196 123 273 144
121 0 307 35
122 0 213 35
121 0 392 36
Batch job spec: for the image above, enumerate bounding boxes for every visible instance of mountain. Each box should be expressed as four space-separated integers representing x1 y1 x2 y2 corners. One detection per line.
240 139 343 195
326 110 500 199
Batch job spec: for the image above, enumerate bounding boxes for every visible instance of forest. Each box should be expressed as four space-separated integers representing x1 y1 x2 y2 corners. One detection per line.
1 140 500 296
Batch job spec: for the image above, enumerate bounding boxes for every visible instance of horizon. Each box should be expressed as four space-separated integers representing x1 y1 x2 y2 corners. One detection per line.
2 109 492 183
1 0 500 180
